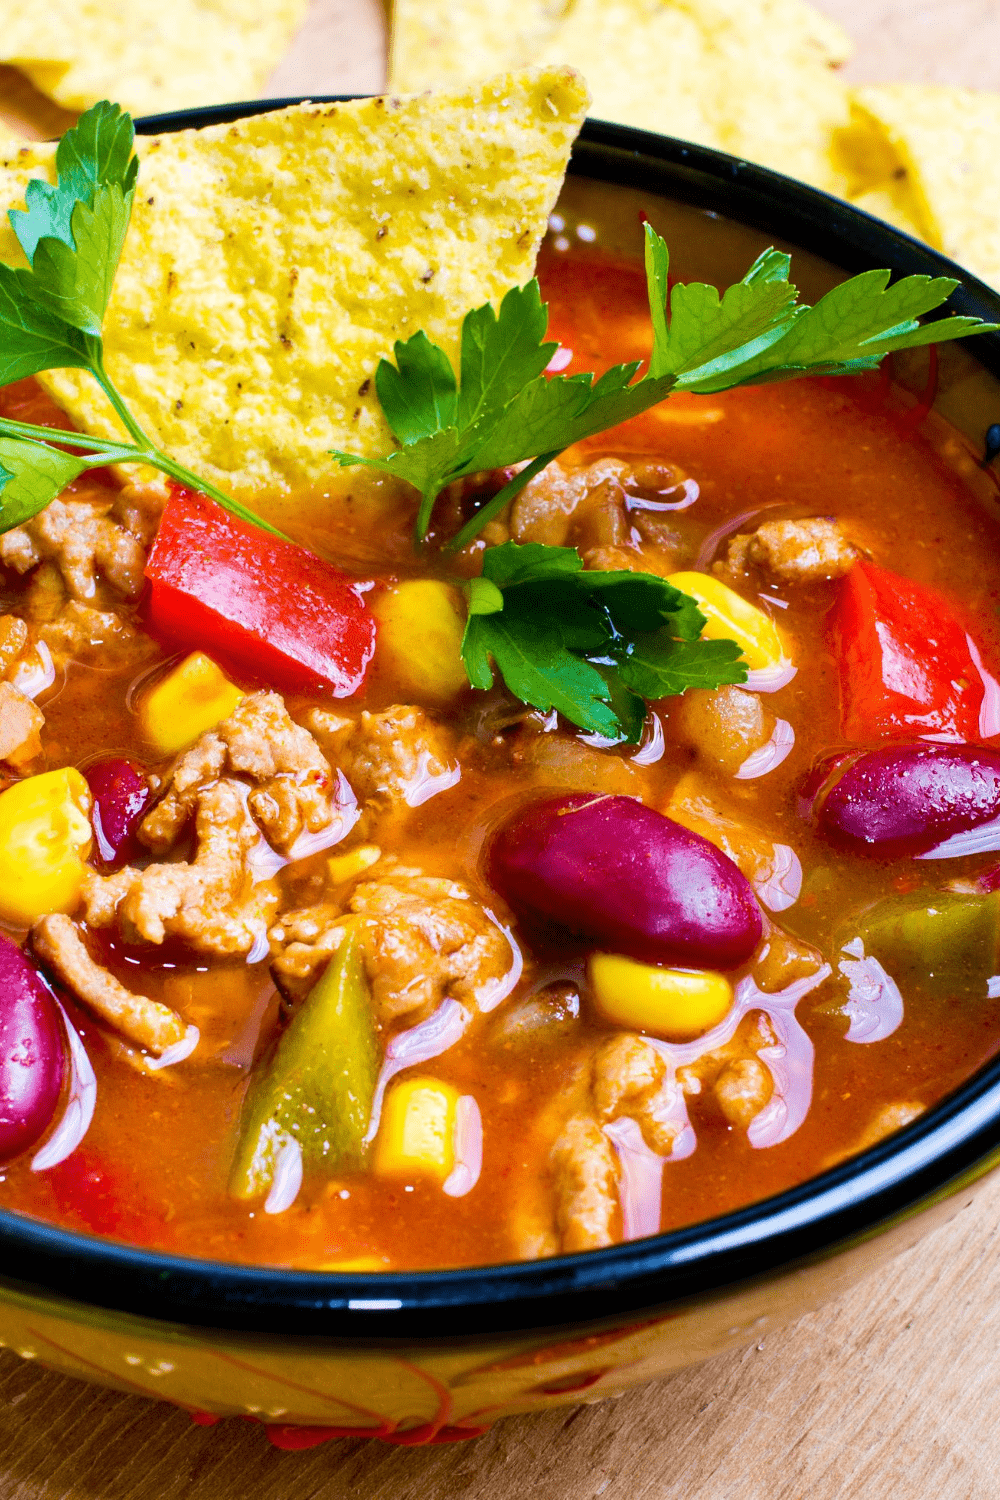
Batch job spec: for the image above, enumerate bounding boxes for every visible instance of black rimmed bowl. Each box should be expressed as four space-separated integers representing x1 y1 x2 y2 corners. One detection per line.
1 102 999 1444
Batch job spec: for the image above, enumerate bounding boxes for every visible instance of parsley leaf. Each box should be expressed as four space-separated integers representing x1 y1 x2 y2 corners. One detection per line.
9 101 137 264
333 224 998 549
460 541 747 741
4 101 136 354
0 271 96 387
0 434 135 529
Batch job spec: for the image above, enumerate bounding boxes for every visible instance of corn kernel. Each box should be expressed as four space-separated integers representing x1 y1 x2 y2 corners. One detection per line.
667 572 784 671
327 844 381 885
372 580 468 704
589 953 733 1040
0 767 92 926
139 652 243 755
375 1076 460 1182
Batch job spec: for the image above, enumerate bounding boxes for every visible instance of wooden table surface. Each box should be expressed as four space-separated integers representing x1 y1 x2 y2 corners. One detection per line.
3 2 1000 1496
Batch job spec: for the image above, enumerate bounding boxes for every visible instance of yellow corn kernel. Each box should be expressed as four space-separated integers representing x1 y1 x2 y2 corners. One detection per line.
139 652 243 755
667 572 784 671
372 580 468 704
588 953 733 1040
375 1076 460 1182
327 844 381 885
0 767 92 926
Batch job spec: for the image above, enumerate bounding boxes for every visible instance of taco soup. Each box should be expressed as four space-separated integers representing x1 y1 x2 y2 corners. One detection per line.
0 86 999 1274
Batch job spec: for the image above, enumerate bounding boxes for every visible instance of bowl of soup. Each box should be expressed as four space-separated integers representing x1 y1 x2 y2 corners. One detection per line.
0 98 998 1443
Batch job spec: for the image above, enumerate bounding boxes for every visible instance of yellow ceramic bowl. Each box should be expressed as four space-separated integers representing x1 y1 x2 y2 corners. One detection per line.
2 107 1000 1448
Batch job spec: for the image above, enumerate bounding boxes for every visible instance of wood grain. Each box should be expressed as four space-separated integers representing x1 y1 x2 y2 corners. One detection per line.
4 2 1000 1496
2 1167 1000 1498
821 0 1000 89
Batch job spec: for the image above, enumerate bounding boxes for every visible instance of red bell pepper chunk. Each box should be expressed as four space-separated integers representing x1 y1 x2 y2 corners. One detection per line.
145 490 376 697
832 560 986 742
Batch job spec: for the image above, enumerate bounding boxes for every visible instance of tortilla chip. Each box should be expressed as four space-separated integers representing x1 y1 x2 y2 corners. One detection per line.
0 62 78 143
685 0 853 193
390 0 853 196
848 185 925 243
0 70 589 499
827 106 927 243
0 0 309 117
390 0 851 90
390 0 570 92
849 84 1000 291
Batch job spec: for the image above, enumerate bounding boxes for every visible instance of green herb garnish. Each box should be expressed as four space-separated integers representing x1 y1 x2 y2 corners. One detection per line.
0 102 287 539
461 541 746 741
1 104 998 743
333 225 997 549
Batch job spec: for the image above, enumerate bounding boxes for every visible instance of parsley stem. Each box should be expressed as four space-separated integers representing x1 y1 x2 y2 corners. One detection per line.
0 420 291 542
98 363 291 538
93 357 151 449
139 450 291 541
0 417 133 453
444 450 563 554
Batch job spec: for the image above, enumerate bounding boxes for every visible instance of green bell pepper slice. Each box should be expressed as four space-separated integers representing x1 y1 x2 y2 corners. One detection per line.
854 888 1000 997
230 926 379 1200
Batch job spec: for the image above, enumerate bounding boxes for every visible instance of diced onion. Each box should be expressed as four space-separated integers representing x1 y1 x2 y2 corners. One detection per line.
264 1135 303 1216
11 642 54 702
838 939 904 1043
443 1095 483 1198
402 754 461 809
968 634 1000 738
364 999 471 1146
143 1024 201 1072
476 915 523 1014
604 1115 665 1241
753 844 803 914
917 815 1000 860
735 719 795 780
744 657 797 693
31 1002 97 1173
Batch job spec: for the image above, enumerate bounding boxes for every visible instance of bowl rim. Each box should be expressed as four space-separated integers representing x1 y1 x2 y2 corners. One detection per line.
2 100 999 1343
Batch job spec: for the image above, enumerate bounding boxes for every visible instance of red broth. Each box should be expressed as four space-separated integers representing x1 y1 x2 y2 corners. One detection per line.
0 214 999 1271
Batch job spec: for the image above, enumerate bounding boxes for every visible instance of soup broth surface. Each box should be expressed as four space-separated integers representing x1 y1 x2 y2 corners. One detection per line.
1 186 999 1270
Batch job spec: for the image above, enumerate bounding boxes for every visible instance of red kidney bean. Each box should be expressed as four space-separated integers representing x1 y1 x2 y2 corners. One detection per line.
488 794 762 969
85 758 153 870
0 934 65 1161
811 743 1000 858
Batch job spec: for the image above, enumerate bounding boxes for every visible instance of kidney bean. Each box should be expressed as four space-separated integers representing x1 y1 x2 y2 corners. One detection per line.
488 794 762 969
84 758 153 870
0 934 65 1161
811 743 1000 858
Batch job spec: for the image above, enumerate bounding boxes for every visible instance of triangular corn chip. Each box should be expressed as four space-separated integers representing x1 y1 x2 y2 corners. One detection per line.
0 70 589 499
390 0 569 91
390 0 854 195
829 104 926 243
1 0 309 118
850 84 1000 291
